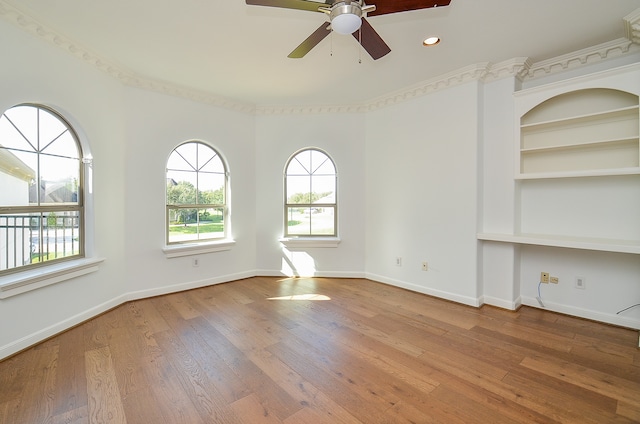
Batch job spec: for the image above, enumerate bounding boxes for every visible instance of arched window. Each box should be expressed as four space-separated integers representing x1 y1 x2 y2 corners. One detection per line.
166 141 227 244
0 104 84 274
284 148 337 237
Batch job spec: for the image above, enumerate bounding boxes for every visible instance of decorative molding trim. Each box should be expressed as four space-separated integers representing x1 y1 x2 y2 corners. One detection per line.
2 1 639 114
521 38 638 80
624 7 640 44
0 0 255 114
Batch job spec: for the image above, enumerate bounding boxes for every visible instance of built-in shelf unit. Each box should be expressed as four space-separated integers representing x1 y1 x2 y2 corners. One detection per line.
479 63 640 254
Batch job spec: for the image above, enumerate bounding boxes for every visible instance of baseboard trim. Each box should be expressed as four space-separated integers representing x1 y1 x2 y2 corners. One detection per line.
481 295 522 311
521 295 640 330
365 272 482 307
0 270 256 361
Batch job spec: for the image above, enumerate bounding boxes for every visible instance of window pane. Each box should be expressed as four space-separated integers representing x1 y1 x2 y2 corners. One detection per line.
174 143 198 170
0 213 34 271
167 207 224 243
200 153 224 173
2 105 37 149
287 207 311 236
197 172 225 205
40 131 79 159
39 109 70 150
311 175 335 203
33 211 81 264
310 206 335 235
39 155 80 205
0 211 81 271
196 207 224 239
0 149 36 207
286 175 310 203
313 156 335 175
166 175 197 205
167 150 194 172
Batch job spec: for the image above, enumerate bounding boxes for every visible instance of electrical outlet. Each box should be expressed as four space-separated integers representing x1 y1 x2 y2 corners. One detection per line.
575 276 586 289
550 276 559 284
422 261 428 271
396 257 402 266
192 258 199 267
540 272 549 284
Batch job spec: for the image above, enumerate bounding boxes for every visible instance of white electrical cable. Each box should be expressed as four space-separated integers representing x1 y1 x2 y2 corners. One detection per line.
536 281 545 307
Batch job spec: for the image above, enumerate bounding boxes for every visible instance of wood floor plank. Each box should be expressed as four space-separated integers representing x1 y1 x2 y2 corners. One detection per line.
230 393 284 424
52 325 88 417
246 347 363 424
85 346 127 424
1 276 639 423
520 354 640 407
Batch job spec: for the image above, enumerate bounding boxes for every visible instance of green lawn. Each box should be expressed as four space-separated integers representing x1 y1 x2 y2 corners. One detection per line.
169 222 223 234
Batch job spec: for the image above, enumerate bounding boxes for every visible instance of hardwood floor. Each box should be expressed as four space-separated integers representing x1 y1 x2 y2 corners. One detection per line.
1 276 639 423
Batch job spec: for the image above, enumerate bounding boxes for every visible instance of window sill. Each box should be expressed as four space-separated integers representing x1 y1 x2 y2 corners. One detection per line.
279 237 341 249
162 239 236 258
0 257 105 299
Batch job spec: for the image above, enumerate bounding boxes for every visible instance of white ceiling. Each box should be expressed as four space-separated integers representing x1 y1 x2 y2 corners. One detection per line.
3 0 640 107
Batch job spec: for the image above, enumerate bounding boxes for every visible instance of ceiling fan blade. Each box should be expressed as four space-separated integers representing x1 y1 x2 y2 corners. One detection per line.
246 0 331 13
366 0 451 17
288 23 332 58
352 18 390 60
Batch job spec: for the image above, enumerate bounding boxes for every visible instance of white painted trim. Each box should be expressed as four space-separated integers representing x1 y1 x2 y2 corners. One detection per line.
162 240 236 258
0 269 254 360
521 295 640 330
482 295 522 311
0 291 126 359
365 272 483 307
0 257 105 299
279 237 341 249
255 269 365 278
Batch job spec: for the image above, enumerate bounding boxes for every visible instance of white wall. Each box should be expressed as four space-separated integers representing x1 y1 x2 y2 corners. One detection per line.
122 87 257 296
0 20 128 355
254 112 367 277
364 82 481 306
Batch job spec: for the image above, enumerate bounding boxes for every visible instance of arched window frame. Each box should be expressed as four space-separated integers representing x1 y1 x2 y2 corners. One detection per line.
284 147 338 238
165 140 229 247
0 103 86 277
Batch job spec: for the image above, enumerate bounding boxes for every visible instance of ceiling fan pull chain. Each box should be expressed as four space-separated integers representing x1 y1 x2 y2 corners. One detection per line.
331 30 334 57
358 27 362 64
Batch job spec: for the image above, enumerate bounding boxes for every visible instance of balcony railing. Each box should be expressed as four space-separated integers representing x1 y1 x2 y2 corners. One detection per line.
0 213 80 272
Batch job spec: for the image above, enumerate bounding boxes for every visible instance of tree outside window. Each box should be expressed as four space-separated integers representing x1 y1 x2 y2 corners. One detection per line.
166 141 227 244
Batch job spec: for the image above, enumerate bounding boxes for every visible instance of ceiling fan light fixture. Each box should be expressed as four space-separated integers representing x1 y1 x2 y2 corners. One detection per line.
330 3 363 35
423 36 441 46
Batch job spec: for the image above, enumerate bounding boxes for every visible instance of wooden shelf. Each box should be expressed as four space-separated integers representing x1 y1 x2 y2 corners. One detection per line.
477 233 640 255
518 89 639 177
515 167 640 180
520 105 639 131
520 137 637 154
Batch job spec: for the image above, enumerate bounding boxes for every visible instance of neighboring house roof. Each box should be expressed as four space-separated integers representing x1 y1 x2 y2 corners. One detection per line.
0 146 36 183
29 180 77 203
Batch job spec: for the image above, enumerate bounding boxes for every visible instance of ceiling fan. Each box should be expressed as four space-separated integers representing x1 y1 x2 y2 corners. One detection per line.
245 0 451 60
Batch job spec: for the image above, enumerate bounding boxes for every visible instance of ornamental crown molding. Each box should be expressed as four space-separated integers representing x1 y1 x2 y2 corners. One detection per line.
624 7 640 44
520 38 638 80
2 1 639 115
0 0 255 114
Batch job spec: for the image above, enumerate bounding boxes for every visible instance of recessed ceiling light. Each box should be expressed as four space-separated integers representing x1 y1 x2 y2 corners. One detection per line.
423 36 441 46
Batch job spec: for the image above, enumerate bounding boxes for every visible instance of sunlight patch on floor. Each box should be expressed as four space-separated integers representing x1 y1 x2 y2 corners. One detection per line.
268 294 331 301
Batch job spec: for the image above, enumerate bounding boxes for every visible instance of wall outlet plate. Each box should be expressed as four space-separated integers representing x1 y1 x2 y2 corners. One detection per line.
540 272 549 283
550 276 559 284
